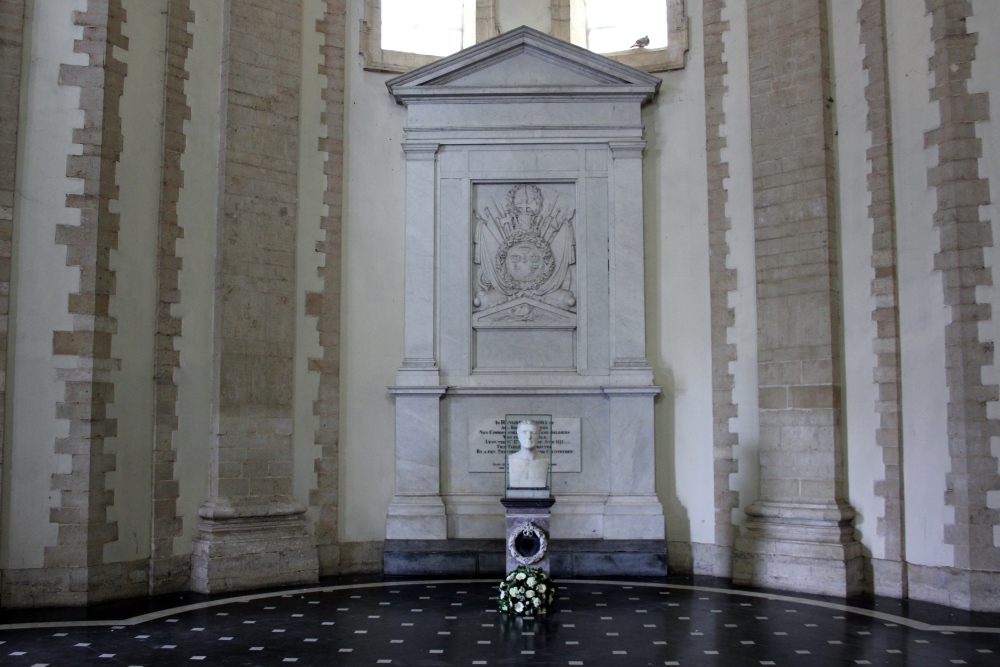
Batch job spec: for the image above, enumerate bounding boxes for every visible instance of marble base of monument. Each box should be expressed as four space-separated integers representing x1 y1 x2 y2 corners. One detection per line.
383 538 667 577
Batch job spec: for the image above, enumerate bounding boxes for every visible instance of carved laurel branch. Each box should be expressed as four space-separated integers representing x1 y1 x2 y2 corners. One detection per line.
507 521 549 566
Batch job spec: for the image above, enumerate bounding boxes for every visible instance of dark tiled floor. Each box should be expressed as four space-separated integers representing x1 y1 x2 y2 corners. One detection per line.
1 576 999 665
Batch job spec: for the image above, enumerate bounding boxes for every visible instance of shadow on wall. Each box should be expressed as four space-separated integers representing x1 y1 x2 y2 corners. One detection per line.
640 99 692 553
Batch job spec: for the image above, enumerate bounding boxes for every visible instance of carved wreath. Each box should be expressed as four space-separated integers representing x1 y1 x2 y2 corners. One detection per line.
496 230 556 292
507 521 549 566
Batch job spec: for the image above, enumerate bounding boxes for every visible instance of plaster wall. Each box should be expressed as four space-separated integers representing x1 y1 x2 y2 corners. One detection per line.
830 0 883 559
647 0 716 547
2 0 88 569
885 0 952 568
172 0 222 555
339 0 407 543
103 0 168 564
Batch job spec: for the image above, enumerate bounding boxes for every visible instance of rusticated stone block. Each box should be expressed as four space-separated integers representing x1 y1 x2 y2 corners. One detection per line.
702 0 741 555
922 0 1000 582
308 0 347 577
2 560 147 608
44 0 128 606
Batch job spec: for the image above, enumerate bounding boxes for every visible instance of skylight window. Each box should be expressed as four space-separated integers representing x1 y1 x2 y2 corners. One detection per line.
381 0 473 57
362 0 687 74
585 0 669 53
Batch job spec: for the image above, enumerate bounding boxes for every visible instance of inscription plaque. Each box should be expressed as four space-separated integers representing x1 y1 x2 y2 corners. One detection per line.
469 416 581 473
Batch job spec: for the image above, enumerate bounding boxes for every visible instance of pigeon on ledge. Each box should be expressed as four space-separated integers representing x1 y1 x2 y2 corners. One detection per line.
630 35 649 48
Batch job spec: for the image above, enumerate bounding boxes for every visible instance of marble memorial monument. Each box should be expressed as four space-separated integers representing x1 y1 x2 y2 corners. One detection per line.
384 27 666 576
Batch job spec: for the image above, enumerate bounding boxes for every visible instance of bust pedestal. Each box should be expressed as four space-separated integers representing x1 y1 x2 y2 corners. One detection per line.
502 498 555 575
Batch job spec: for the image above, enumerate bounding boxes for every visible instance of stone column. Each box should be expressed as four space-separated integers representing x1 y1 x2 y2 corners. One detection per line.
733 0 863 596
190 0 317 594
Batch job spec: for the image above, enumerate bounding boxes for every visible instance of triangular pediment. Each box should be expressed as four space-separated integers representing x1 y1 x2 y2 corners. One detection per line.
438 49 615 88
387 26 660 104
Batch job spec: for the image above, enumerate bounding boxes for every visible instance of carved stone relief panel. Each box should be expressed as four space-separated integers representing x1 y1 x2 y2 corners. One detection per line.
472 183 577 324
472 183 578 371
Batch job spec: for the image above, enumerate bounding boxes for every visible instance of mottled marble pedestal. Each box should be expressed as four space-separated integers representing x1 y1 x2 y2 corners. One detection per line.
502 498 555 575
382 537 668 576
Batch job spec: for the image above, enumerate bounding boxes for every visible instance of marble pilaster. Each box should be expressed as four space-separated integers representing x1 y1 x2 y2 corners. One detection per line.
604 387 664 539
608 141 654 385
398 142 441 386
386 387 448 540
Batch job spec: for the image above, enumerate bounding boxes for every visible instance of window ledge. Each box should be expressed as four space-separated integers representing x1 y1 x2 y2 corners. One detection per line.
600 18 688 73
360 16 440 74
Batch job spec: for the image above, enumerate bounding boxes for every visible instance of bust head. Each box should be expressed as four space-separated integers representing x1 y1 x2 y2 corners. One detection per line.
516 420 537 451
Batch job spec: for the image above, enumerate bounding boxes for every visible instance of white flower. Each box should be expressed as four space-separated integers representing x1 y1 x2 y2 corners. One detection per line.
537 583 546 593
515 602 524 612
499 590 505 599
525 589 535 598
526 577 536 587
510 587 520 597
533 597 541 607
516 573 526 581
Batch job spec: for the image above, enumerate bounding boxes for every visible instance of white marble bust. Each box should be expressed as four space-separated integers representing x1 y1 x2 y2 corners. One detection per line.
508 420 549 489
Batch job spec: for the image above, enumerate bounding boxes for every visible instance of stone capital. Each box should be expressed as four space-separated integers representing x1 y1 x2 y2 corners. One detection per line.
609 140 645 159
401 142 440 159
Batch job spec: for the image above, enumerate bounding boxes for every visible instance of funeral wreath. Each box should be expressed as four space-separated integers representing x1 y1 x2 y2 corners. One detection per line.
498 566 555 615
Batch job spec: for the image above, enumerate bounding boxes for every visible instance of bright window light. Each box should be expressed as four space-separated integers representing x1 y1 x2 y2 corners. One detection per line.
382 0 467 57
586 0 669 53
